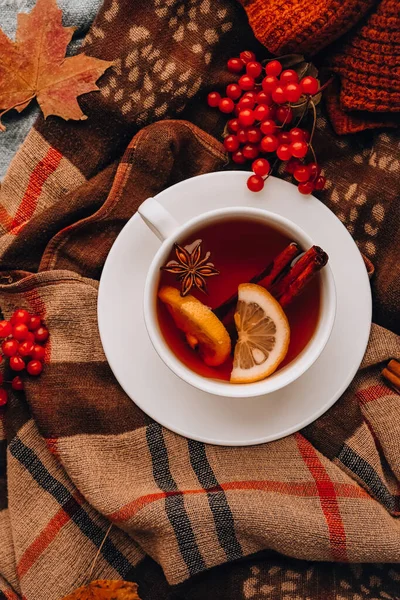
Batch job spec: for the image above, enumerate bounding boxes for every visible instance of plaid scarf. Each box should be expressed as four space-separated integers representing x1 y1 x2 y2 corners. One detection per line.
0 1 399 599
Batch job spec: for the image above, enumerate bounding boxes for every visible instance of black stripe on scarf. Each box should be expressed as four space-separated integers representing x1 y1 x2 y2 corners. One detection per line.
187 439 243 561
9 436 134 577
338 443 399 513
146 423 206 576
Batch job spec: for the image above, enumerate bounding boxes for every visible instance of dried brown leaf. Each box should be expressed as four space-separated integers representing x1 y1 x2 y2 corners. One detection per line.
61 579 141 600
0 0 113 130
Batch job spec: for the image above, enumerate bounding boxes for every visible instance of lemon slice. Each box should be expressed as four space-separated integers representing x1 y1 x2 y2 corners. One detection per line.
158 286 231 367
230 283 290 384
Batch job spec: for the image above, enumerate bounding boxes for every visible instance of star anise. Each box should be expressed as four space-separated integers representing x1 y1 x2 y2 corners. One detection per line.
161 239 219 296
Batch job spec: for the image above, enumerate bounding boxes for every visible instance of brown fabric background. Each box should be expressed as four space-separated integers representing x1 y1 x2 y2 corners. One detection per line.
0 1 399 599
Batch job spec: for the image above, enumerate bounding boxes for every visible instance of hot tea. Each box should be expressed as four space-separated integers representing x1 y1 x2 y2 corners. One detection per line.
157 217 322 382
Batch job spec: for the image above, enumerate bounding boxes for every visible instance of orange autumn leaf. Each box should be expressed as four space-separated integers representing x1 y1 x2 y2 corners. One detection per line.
61 579 141 600
0 0 113 131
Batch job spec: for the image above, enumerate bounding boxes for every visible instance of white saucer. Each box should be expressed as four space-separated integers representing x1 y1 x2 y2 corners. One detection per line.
98 172 372 446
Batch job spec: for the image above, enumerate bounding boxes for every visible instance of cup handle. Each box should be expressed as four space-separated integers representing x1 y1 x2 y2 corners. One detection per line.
138 197 180 242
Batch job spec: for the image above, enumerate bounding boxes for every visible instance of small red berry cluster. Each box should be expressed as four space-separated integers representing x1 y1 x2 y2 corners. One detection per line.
207 51 326 194
0 309 49 406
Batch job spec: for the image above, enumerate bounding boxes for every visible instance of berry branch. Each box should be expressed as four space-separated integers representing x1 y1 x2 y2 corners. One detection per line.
207 51 330 194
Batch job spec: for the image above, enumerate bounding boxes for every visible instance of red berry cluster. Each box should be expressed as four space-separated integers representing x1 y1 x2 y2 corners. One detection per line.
207 51 326 194
0 309 49 406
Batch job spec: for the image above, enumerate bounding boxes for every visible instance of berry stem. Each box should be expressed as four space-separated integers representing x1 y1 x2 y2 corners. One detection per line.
295 97 310 128
315 75 334 96
309 99 317 147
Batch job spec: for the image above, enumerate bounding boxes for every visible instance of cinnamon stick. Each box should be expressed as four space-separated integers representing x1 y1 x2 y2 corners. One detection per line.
270 246 326 299
214 242 300 325
279 252 328 308
382 359 400 394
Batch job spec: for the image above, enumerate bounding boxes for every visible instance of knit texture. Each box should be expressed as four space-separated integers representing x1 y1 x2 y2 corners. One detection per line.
239 0 376 55
330 0 400 113
239 0 400 134
0 0 399 599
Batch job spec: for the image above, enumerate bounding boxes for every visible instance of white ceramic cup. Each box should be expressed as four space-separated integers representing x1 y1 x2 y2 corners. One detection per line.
139 197 336 398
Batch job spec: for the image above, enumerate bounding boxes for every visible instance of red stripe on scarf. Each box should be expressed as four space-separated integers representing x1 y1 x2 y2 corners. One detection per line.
10 147 62 234
356 384 393 404
3 590 21 600
295 433 348 561
45 438 59 460
17 505 72 578
108 479 369 523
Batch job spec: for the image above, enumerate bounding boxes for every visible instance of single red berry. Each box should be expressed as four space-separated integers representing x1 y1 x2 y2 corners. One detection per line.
26 331 35 343
237 128 248 144
276 105 293 124
308 162 321 179
285 82 302 103
238 108 255 127
27 360 43 376
286 158 302 174
271 85 287 104
298 181 315 195
231 150 247 164
302 129 311 142
260 119 277 135
300 75 319 95
242 91 257 101
277 131 291 144
207 92 221 108
12 309 30 325
266 60 282 77
314 175 326 190
252 158 270 177
290 140 308 159
247 127 262 144
238 75 255 91
227 57 244 73
226 83 242 101
280 69 299 84
13 323 29 341
27 315 41 331
35 326 49 343
32 344 46 361
289 128 305 142
277 144 292 161
240 50 256 64
246 61 262 79
0 389 7 407
256 90 272 105
18 340 35 357
294 164 311 183
228 118 240 133
0 320 12 338
260 134 279 153
254 104 269 121
224 135 240 153
12 376 24 391
247 174 265 192
238 96 255 110
10 356 25 372
262 75 279 93
242 143 259 160
219 97 235 114
2 339 19 357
